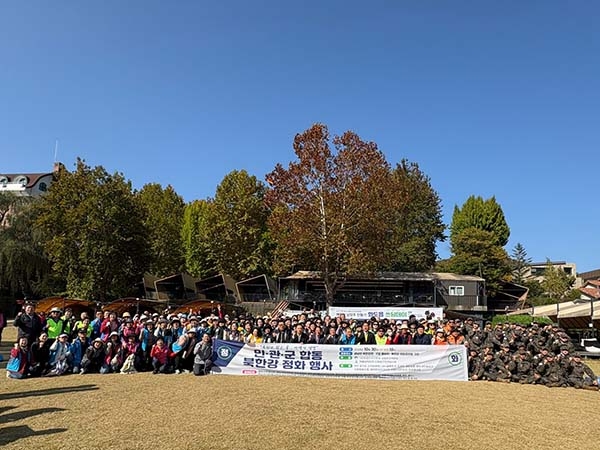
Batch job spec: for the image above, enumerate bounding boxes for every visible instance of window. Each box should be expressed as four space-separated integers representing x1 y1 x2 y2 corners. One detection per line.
530 267 545 276
15 175 28 186
449 285 464 296
39 182 47 192
563 267 572 275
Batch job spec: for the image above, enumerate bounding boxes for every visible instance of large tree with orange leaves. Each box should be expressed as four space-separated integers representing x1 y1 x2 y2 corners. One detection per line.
265 123 444 306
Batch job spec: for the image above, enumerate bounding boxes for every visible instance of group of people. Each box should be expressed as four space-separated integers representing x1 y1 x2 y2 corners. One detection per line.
7 304 213 378
465 320 598 390
6 302 599 390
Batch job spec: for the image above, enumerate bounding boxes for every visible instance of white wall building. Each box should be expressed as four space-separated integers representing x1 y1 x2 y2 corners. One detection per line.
0 163 62 198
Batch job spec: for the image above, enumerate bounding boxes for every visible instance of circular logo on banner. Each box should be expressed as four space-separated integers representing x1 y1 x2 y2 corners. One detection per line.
448 351 463 366
218 346 233 361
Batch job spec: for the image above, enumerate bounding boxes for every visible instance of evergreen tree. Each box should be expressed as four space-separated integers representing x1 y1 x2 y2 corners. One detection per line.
450 195 510 247
440 195 512 297
437 228 511 297
385 160 445 272
511 242 532 284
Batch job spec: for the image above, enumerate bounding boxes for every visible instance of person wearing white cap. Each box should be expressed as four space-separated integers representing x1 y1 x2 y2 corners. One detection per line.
80 338 106 374
46 308 65 341
47 333 71 376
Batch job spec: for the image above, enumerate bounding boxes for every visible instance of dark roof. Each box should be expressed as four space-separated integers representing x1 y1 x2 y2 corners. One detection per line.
0 172 53 188
529 261 567 267
579 269 600 281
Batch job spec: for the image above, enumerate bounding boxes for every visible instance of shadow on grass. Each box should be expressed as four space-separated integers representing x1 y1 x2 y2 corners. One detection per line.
0 406 18 415
0 384 98 401
0 405 68 445
1 407 66 424
0 425 67 445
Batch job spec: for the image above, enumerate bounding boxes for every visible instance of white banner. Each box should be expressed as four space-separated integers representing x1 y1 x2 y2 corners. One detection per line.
328 306 443 321
213 340 468 381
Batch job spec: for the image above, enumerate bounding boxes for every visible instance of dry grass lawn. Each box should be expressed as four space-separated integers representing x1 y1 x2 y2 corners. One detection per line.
2 326 600 450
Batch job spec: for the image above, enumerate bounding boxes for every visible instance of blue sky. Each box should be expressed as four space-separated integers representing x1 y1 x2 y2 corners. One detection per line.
1 2 598 272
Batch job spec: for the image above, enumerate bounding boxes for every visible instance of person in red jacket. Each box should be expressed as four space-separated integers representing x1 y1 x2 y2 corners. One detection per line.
6 337 34 379
150 337 170 374
100 312 119 342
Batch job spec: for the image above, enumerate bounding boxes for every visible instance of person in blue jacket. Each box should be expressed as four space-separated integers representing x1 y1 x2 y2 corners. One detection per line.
70 328 89 373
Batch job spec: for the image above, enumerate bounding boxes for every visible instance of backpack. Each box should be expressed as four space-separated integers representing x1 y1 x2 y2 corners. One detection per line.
7 351 21 372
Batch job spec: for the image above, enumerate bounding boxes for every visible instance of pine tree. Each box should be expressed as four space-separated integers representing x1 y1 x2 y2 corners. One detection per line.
511 242 532 284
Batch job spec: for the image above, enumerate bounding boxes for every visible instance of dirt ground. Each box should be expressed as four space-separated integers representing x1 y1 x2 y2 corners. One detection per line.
2 326 599 450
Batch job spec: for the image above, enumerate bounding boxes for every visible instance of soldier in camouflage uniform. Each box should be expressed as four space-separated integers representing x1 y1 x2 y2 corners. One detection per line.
482 322 494 346
487 327 506 352
509 323 527 350
567 354 599 390
508 352 533 384
534 354 567 387
549 332 574 355
497 344 512 366
532 347 550 365
468 349 484 381
482 353 511 382
556 346 572 372
466 323 484 351
528 332 546 355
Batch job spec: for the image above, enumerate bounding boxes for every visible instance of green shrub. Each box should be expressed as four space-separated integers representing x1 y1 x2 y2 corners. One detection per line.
491 314 552 326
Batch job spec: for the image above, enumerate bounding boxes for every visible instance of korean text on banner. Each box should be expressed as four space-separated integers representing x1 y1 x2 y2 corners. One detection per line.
327 307 443 321
212 340 467 381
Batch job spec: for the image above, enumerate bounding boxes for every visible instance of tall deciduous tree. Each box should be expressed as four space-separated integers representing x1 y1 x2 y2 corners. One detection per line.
522 279 547 305
181 199 216 278
0 192 24 227
541 260 575 301
0 196 55 297
450 195 510 248
35 159 150 301
267 123 427 306
137 183 185 277
209 170 272 280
